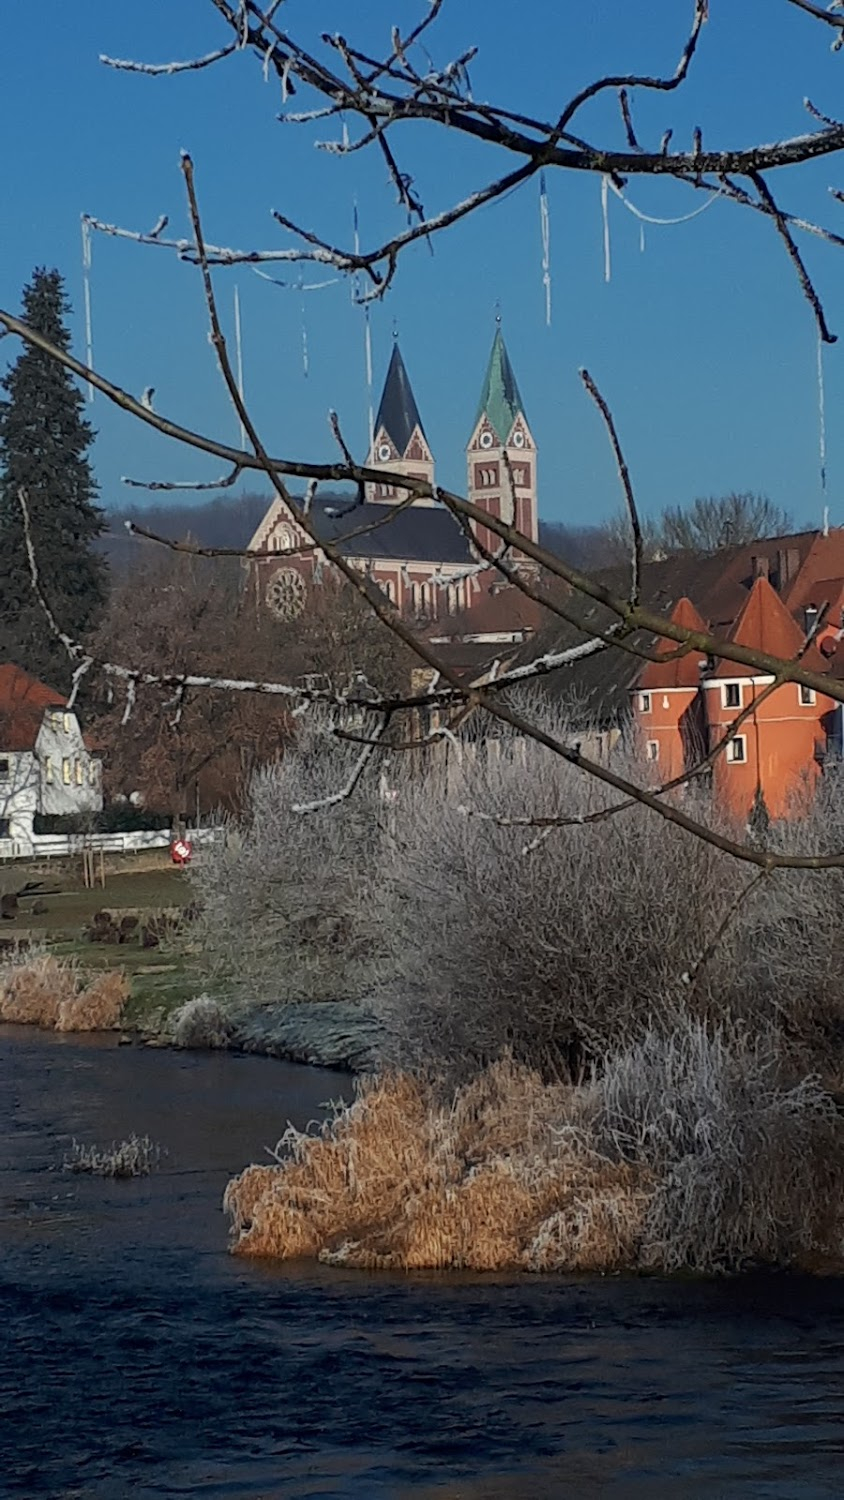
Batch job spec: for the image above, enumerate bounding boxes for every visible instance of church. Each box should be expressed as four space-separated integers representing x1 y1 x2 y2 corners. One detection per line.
248 330 540 642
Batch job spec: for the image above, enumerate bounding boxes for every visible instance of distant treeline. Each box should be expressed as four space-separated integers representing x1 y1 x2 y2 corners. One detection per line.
102 492 605 574
102 489 348 573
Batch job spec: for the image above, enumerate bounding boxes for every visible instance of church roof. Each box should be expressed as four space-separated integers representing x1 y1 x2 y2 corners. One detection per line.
374 343 426 454
311 496 472 566
473 330 527 444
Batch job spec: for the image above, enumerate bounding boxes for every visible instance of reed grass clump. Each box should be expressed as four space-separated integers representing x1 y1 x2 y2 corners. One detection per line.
224 1059 650 1272
0 952 128 1032
225 1029 844 1275
64 1133 163 1178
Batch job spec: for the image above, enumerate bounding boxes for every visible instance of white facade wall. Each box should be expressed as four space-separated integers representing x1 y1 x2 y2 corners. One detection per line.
0 751 39 842
0 709 102 842
34 710 102 818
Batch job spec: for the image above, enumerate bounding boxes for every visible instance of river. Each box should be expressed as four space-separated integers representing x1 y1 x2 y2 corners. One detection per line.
1 1027 842 1499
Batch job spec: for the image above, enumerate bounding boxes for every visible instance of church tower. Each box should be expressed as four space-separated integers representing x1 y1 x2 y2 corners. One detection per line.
467 329 538 554
366 342 435 504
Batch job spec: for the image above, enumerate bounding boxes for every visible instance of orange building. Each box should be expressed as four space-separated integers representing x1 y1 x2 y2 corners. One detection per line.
632 576 837 819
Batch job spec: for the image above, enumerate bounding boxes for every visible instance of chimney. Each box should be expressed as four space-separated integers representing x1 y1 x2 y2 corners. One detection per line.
751 554 770 581
776 547 800 591
804 604 819 638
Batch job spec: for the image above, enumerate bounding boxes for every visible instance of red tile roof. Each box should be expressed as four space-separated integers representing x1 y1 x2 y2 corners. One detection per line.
717 576 825 676
0 663 66 751
638 597 709 690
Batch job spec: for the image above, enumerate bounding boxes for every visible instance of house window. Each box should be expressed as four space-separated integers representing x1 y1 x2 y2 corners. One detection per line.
0 758 8 782
512 468 525 486
381 578 395 604
51 710 63 729
75 760 83 787
646 740 659 762
62 758 71 785
722 683 742 709
726 737 746 763
411 582 424 614
63 713 72 734
799 685 816 707
0 818 9 839
89 763 98 788
45 756 53 785
638 692 651 714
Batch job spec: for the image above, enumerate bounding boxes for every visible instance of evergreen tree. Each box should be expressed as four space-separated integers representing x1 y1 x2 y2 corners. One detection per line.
0 267 107 687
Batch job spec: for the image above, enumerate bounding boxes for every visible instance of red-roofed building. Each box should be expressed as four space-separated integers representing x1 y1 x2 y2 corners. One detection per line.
0 664 102 849
630 572 840 819
635 598 709 783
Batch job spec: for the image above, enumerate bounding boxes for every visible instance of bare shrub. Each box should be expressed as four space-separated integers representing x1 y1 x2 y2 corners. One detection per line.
224 1059 649 1272
171 994 233 1049
0 953 78 1028
55 970 129 1032
374 705 744 1080
190 717 385 1011
64 1133 163 1178
585 1020 844 1272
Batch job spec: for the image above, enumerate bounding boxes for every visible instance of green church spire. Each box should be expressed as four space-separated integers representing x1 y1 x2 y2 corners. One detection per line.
473 329 527 445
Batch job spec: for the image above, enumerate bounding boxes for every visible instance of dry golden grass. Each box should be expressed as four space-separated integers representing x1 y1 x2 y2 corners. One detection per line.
224 1060 651 1272
56 970 130 1032
0 954 77 1027
0 953 128 1033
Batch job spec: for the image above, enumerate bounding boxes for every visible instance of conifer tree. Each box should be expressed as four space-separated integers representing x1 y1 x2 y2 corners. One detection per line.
0 267 107 687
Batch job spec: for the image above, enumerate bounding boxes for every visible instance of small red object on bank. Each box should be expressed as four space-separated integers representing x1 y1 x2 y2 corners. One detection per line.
170 838 193 866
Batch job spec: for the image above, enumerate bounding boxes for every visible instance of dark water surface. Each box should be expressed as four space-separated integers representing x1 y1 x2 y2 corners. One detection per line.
1 1028 842 1499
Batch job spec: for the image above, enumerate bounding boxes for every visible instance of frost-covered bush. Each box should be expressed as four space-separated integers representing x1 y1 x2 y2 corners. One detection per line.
189 717 385 1010
587 1019 844 1271
373 710 744 1079
171 994 233 1050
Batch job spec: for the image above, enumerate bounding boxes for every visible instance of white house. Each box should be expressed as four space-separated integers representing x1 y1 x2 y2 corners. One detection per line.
0 663 102 848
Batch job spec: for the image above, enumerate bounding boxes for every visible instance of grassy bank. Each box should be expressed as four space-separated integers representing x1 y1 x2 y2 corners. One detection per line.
0 857 198 1032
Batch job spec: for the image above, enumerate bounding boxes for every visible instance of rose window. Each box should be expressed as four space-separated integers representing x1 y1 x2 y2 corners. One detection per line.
266 567 306 620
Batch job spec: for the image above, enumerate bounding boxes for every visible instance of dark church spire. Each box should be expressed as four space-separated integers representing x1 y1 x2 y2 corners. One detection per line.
374 343 427 456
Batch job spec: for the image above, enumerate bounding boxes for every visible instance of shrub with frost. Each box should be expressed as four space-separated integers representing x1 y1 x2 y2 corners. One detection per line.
586 1019 844 1272
171 994 233 1049
189 715 385 1011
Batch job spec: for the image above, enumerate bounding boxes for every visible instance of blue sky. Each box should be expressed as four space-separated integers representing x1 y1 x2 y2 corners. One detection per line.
3 0 844 529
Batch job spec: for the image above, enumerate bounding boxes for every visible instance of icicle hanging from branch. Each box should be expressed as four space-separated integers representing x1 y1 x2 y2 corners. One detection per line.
353 200 374 446
252 267 337 381
233 284 246 448
539 171 552 326
81 216 95 402
818 329 829 534
601 176 611 284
